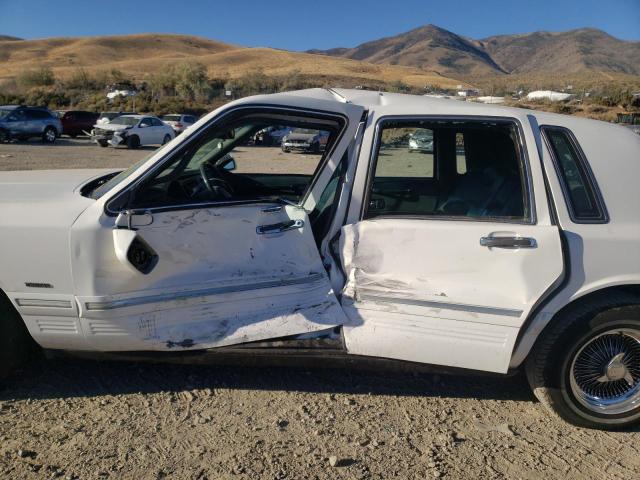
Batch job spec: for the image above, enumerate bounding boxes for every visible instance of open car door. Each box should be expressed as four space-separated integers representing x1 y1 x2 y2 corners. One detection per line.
70 97 364 352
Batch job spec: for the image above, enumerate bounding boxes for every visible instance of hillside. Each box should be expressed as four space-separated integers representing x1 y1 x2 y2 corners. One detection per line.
479 28 640 75
0 33 467 89
310 25 640 79
309 25 505 76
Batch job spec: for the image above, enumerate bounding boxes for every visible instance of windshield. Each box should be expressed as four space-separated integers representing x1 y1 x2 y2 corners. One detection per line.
0 108 14 119
162 115 181 122
110 116 139 126
89 152 157 199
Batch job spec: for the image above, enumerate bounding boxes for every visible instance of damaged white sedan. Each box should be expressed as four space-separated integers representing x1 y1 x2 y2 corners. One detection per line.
1 88 640 430
92 114 174 148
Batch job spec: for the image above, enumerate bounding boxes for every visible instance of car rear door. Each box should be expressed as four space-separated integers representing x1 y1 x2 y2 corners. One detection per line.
70 99 365 351
339 115 563 373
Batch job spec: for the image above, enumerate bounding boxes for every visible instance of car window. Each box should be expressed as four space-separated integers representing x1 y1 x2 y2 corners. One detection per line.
366 119 528 221
541 126 607 222
150 118 164 127
127 111 341 209
110 116 139 126
7 110 26 121
139 117 153 128
162 115 181 122
185 116 196 123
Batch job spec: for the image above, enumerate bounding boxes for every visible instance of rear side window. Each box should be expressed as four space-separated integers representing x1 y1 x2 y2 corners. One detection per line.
365 119 529 221
541 126 608 223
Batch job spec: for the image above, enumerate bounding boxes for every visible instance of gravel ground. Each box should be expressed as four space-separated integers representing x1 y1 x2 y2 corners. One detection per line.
1 139 639 480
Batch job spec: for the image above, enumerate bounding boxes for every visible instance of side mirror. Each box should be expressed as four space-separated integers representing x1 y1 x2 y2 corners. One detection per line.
215 154 236 171
113 211 157 274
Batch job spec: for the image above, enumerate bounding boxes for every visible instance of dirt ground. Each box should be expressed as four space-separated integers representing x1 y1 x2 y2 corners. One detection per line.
1 138 639 480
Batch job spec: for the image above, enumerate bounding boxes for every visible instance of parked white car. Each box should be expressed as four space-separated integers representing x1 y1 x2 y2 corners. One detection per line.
160 114 198 135
92 115 174 148
1 89 639 430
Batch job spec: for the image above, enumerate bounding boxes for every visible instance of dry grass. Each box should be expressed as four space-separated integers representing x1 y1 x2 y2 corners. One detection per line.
0 34 470 89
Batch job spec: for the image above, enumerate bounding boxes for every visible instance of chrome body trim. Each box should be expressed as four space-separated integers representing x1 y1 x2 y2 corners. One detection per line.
16 299 74 309
84 273 325 311
356 293 523 318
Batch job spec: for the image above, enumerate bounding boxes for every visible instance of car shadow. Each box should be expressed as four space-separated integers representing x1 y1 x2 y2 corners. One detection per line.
0 355 536 403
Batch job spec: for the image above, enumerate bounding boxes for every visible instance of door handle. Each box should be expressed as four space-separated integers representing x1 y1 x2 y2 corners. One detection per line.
480 236 537 249
256 219 304 235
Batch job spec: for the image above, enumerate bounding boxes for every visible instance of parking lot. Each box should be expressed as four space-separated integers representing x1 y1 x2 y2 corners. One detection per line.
0 138 639 480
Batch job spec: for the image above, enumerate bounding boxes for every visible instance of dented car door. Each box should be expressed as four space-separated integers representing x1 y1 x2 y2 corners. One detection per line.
338 116 564 373
70 100 364 351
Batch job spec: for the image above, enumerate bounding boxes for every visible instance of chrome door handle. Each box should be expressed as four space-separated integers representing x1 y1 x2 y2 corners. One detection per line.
256 219 304 235
480 236 537 249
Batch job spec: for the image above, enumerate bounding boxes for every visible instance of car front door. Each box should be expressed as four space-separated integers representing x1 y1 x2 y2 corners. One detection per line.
70 100 364 351
137 117 155 144
338 116 564 373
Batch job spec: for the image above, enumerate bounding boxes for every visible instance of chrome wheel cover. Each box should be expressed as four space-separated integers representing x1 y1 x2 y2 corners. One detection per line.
45 129 55 141
570 328 640 415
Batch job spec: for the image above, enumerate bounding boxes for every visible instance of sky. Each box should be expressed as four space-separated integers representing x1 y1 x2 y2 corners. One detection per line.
0 0 638 49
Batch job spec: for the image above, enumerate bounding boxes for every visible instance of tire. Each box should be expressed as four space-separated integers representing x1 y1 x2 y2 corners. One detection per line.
526 292 640 430
162 134 171 145
282 147 290 153
126 135 140 149
42 126 57 144
0 291 39 379
97 140 109 148
0 129 9 143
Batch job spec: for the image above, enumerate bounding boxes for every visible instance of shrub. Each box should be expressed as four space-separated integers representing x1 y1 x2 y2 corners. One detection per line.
17 67 55 88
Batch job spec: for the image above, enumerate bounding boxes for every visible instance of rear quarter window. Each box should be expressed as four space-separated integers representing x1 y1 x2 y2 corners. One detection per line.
541 126 608 223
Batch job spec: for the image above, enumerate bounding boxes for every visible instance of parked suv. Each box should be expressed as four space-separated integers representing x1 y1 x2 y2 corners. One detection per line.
57 110 99 138
160 114 198 134
0 105 62 143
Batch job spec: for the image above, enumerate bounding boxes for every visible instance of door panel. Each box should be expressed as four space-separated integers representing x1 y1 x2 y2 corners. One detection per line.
339 219 563 373
73 204 347 351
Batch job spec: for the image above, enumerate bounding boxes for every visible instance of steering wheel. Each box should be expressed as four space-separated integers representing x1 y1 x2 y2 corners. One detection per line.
199 161 235 199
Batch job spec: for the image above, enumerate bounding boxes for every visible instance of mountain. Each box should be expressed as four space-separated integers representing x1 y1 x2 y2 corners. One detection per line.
309 25 505 76
0 35 22 41
0 33 466 89
479 28 640 75
309 25 640 78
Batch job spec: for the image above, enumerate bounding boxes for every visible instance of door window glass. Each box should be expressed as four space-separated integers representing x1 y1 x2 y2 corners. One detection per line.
128 111 341 209
541 126 607 222
366 120 528 221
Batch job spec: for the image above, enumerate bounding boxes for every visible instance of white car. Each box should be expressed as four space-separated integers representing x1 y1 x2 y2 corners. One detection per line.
160 114 198 135
92 115 174 148
1 89 639 430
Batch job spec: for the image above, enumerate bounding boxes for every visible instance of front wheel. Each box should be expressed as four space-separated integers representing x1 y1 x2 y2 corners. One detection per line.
42 126 57 144
0 129 9 143
526 295 640 429
126 135 140 149
0 292 39 379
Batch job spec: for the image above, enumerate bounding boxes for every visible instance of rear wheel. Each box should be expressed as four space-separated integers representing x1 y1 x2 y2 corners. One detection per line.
97 140 108 147
126 135 140 149
526 295 640 429
42 126 57 143
0 291 39 379
0 129 9 143
162 134 171 145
